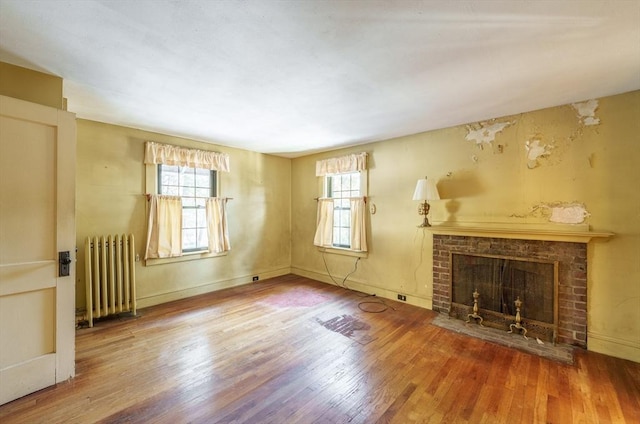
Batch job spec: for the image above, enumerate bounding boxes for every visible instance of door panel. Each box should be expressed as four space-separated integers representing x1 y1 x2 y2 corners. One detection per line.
0 116 55 264
0 95 76 405
0 289 55 367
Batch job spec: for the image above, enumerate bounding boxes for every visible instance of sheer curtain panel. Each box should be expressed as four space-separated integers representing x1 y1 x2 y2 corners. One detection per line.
145 195 183 259
350 197 367 251
313 198 334 247
206 197 231 253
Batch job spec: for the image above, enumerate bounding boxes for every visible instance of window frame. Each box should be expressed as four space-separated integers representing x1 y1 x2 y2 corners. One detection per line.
157 164 217 253
318 169 368 257
145 162 226 266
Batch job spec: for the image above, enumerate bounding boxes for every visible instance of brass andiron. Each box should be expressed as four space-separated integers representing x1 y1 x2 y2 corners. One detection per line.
466 289 484 326
508 297 528 340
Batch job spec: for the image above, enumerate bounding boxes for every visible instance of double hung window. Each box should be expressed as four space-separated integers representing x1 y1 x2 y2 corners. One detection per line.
313 152 368 254
144 141 230 261
158 165 216 253
326 172 360 249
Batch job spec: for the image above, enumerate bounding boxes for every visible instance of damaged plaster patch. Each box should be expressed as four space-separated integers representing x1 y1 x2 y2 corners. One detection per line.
525 138 553 169
466 120 514 145
548 204 590 224
572 99 600 126
512 202 591 224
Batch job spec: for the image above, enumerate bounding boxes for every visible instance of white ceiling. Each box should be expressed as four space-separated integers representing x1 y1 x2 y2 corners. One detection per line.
1 1 639 157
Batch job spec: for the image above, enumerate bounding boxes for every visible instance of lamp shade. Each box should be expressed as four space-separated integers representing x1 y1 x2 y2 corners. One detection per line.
412 178 440 201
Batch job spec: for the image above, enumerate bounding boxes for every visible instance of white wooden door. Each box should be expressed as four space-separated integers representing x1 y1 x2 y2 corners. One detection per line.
0 95 76 405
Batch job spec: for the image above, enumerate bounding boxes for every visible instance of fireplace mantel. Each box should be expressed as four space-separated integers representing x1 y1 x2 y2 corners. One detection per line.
427 224 613 243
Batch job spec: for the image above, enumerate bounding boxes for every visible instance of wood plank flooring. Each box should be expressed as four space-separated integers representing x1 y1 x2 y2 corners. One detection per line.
1 274 638 423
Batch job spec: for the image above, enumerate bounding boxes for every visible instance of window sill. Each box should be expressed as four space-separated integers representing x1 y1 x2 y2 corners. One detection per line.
145 250 228 266
316 246 368 258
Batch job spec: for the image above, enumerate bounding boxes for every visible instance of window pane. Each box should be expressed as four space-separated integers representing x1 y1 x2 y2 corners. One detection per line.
334 209 342 226
163 186 179 196
183 208 196 228
339 228 350 246
181 186 195 197
351 173 360 190
182 171 195 187
195 198 206 207
182 229 197 250
161 171 179 187
331 175 341 192
195 170 211 187
196 187 211 198
196 208 206 226
196 228 208 249
341 174 351 190
182 197 195 207
339 209 351 227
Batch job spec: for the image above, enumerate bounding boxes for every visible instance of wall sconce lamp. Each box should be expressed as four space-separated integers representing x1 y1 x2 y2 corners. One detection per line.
412 176 440 227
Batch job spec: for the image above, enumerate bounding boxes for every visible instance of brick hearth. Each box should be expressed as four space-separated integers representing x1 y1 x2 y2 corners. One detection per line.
432 235 587 348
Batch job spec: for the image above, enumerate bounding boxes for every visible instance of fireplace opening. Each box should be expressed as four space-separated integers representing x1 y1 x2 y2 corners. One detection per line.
450 253 558 343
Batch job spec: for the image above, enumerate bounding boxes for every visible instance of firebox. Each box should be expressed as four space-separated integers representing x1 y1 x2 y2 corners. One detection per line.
450 253 558 342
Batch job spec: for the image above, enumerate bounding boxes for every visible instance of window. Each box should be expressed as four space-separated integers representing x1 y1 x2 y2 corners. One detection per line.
326 171 360 249
313 151 368 253
158 164 216 253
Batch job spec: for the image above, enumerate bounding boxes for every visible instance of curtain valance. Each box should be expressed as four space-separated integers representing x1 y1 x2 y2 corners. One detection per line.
315 152 367 176
144 141 230 172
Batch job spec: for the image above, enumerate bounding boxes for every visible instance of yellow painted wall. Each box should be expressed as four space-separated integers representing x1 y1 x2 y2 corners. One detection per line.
5 60 637 362
0 62 64 109
75 92 640 363
76 119 291 309
291 91 640 362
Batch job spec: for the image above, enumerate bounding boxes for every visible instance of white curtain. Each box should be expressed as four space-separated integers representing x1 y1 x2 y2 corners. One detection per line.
313 198 334 247
350 197 367 252
206 197 231 253
313 197 368 251
145 195 183 259
315 152 367 176
144 141 230 172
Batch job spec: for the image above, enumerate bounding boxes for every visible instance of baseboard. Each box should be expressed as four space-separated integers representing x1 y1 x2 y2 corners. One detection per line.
291 266 433 310
588 331 640 363
136 267 291 309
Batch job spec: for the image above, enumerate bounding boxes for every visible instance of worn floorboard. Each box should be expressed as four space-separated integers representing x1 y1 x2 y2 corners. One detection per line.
1 274 638 423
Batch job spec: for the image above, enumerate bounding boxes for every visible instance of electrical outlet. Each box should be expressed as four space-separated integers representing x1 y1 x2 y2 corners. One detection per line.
252 276 259 281
397 294 406 301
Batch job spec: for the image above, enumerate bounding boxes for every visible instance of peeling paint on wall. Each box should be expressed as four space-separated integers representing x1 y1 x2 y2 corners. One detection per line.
465 120 514 145
525 138 553 169
548 204 590 224
572 99 600 126
511 202 590 224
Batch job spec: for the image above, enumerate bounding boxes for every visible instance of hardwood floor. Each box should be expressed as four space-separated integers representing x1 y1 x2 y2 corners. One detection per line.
1 274 638 423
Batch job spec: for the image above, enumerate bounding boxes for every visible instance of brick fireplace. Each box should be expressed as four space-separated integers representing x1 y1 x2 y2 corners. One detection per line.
432 233 589 348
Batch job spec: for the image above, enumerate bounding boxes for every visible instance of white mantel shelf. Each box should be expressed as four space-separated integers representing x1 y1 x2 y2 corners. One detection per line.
426 224 614 243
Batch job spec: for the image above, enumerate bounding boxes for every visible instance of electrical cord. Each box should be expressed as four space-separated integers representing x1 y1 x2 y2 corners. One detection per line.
322 252 360 289
321 252 396 313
